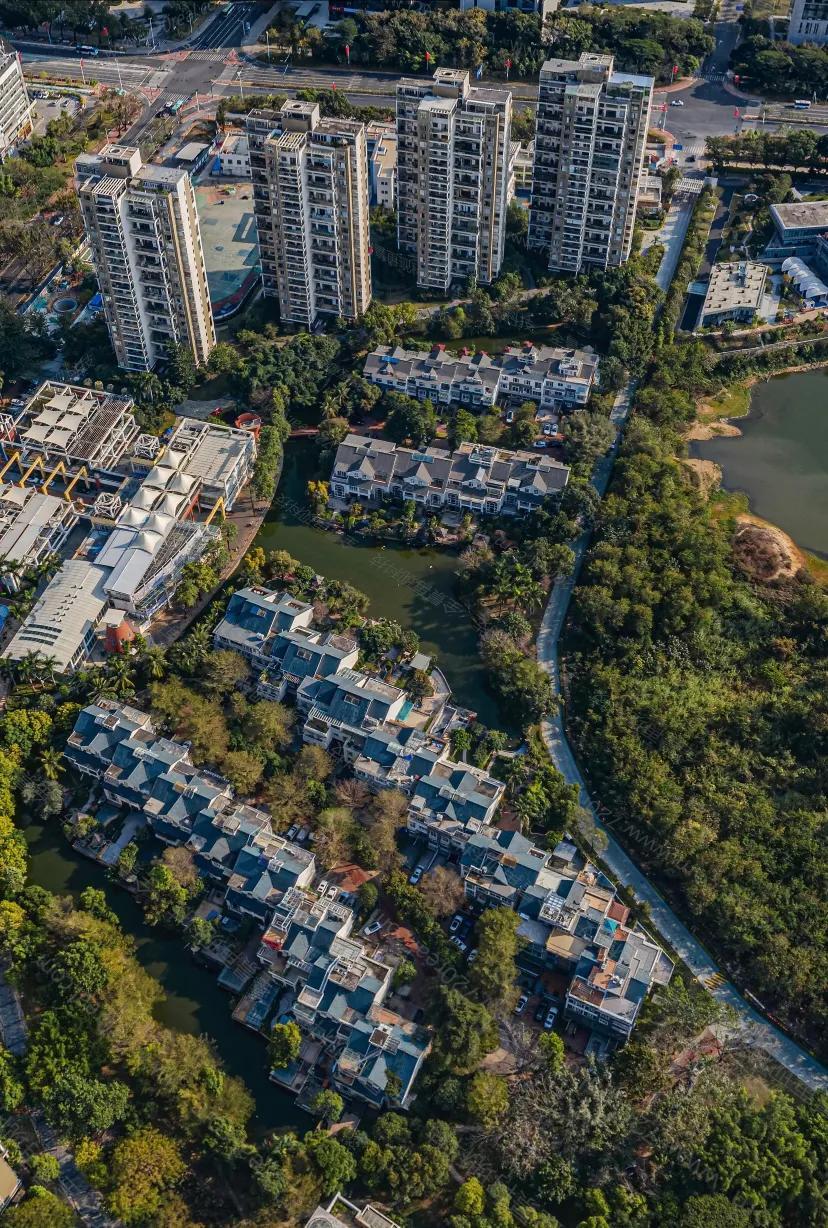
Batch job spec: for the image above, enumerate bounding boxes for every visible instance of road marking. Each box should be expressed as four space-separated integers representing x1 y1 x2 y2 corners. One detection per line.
704 972 727 989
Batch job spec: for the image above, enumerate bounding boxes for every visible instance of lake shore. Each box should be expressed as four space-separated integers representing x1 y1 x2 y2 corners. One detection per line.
687 366 828 584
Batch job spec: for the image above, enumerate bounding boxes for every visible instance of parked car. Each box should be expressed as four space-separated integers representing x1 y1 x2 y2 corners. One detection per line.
450 936 467 954
544 1006 559 1030
542 423 559 437
409 865 424 886
670 98 685 107
286 825 299 840
514 994 529 1015
532 439 547 449
505 408 515 423
467 948 478 963
363 919 383 936
449 914 463 933
534 1001 547 1023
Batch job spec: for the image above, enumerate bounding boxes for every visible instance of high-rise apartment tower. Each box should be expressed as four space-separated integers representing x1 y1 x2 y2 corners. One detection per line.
0 39 32 160
788 0 828 43
528 53 653 275
76 145 216 372
246 100 372 328
396 67 512 292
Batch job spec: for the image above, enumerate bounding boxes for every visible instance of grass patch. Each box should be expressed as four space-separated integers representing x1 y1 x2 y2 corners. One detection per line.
699 381 753 422
803 550 828 585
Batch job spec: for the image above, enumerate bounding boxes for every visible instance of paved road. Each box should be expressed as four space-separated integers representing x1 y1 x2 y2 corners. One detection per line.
536 383 828 1095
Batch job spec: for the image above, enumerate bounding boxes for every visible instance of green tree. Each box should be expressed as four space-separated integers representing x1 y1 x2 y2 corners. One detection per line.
455 1176 486 1216
269 1022 301 1070
107 1128 186 1225
311 1089 344 1125
2 1188 77 1227
466 1071 509 1129
469 907 523 1011
432 987 499 1074
305 1133 357 1195
28 1153 60 1184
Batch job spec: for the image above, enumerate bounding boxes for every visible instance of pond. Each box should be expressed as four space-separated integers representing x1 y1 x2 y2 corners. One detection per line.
24 821 309 1137
255 438 503 728
691 369 828 559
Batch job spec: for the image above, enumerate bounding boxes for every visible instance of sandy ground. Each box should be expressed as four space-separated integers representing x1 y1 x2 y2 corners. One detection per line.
681 456 722 496
686 418 742 441
732 515 804 583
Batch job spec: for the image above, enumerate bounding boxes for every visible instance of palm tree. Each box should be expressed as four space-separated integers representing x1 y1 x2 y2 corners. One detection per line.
39 747 64 782
99 653 136 701
141 644 168 681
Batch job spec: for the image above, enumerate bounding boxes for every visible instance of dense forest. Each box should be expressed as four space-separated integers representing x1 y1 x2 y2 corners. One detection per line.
565 334 828 1055
269 5 713 83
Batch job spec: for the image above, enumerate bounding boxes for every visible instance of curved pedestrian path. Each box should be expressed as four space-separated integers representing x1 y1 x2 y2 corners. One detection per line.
536 386 828 1095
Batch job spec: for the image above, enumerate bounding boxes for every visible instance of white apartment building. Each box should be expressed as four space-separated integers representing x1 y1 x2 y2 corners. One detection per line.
788 0 828 43
76 145 216 372
365 121 397 209
364 341 598 410
396 67 512 292
529 53 653 274
246 100 372 327
0 39 32 160
215 131 250 177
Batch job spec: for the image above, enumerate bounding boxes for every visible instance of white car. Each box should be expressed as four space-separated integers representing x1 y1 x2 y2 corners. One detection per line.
467 948 479 963
449 915 463 934
514 994 529 1015
363 919 383 936
544 1006 559 1030
409 866 423 886
670 98 685 107
450 936 467 954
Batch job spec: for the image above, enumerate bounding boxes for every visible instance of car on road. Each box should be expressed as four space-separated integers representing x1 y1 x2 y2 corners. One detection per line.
686 155 696 163
670 99 685 107
450 936 467 954
544 1006 559 1030
363 919 384 936
408 865 424 886
449 914 463 934
514 994 529 1015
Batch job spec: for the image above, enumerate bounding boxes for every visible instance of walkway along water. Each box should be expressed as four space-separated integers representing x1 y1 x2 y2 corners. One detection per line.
536 383 828 1095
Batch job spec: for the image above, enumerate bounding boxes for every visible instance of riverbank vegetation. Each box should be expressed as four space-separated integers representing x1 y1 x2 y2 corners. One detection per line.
564 327 828 1056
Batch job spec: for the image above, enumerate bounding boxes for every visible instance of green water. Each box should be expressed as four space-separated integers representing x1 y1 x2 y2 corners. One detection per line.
24 821 308 1136
256 438 501 728
691 369 828 559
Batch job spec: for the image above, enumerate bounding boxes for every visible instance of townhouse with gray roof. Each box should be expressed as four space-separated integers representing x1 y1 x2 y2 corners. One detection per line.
331 434 568 519
460 829 672 1041
260 886 431 1109
363 342 598 411
64 701 315 918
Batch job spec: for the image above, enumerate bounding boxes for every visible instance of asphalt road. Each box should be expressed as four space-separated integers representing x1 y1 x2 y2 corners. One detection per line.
189 0 261 51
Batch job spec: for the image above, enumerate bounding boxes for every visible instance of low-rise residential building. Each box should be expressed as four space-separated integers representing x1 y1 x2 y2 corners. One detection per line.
0 485 78 591
700 261 767 328
305 1196 402 1228
331 433 569 518
260 885 431 1107
64 701 316 920
459 829 673 1041
511 141 534 197
173 140 212 176
298 668 408 756
363 342 598 411
215 130 250 177
366 121 397 209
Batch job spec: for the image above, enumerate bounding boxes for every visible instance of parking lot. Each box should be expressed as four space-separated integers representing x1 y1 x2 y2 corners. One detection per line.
29 90 79 135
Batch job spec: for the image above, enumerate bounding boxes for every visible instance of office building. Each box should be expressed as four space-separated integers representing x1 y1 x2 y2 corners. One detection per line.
788 0 828 44
396 68 512 291
700 261 767 328
77 144 216 372
529 53 653 274
246 100 372 327
0 39 32 160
